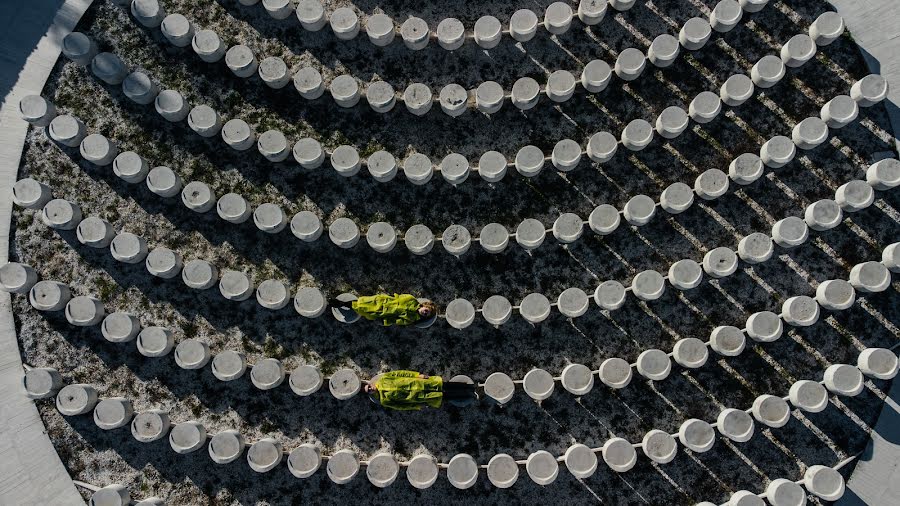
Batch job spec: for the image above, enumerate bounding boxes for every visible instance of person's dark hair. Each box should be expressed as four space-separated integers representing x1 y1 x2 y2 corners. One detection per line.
419 301 436 317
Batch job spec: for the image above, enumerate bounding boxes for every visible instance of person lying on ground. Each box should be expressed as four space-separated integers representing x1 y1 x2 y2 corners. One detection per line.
363 370 478 410
329 293 436 326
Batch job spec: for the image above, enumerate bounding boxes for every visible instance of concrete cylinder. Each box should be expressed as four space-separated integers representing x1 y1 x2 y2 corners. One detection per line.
557 287 589 318
884 242 900 273
364 222 396 253
850 261 891 293
94 397 134 430
836 180 875 212
673 337 709 368
867 158 900 190
110 232 148 263
262 0 293 19
678 418 715 452
293 287 326 318
365 13 395 47
41 199 82 230
294 67 324 100
510 9 539 42
403 83 433 115
804 199 842 231
790 116 829 151
781 34 817 67
689 91 722 123
211 350 247 381
823 363 864 396
810 11 844 46
632 270 665 300
23 367 62 399
648 33 680 68
439 83 468 117
146 247 182 279
192 30 225 62
668 259 703 291
720 74 754 107
18 95 55 126
256 279 291 310
728 153 765 186
442 224 471 255
709 325 746 357
609 0 637 9
487 454 518 488
660 182 694 214
514 218 545 250
65 295 105 326
161 13 194 47
766 478 806 506
259 57 290 89
131 0 166 28
327 449 359 484
636 349 671 381
851 74 889 107
579 0 607 25
155 89 189 122
437 18 465 50
598 357 632 389
400 17 430 50
363 452 398 487
289 364 323 396
581 59 612 93
552 213 583 243
512 145 544 178
621 119 654 151
288 444 321 478
169 420 207 454
296 0 326 31
642 429 677 464
188 105 221 137
751 394 790 428
760 135 795 168
739 0 768 12
615 48 646 81
751 55 785 88
131 409 170 442
328 368 360 399
218 120 255 152
508 77 540 111
551 138 581 172
182 181 215 213
330 75 360 107
254 203 287 233
219 270 253 301
366 81 396 113
447 453 478 489
526 450 559 485
561 363 594 395
12 178 51 209
91 53 128 84
366 150 397 182
290 211 323 242
257 130 289 162
600 438 637 474
293 138 324 168
656 106 689 140
857 348 899 379
679 17 712 50
61 32 98 65
101 312 141 343
0 262 38 294
482 295 512 326
803 465 845 501
330 7 360 40
476 81 504 114
79 134 119 166
546 70 577 103
474 15 502 48
815 279 855 310
48 114 86 147
137 326 174 357
209 430 245 464
174 338 211 370
247 438 283 474
56 384 98 415
623 194 656 225
122 71 158 105
520 293 551 324
113 151 150 183
251 358 285 390
225 45 258 78
781 295 819 326
710 0 743 32
328 217 360 248
717 408 755 442
523 368 555 400
89 485 130 506
445 298 475 329
745 310 783 342
771 216 808 249
594 280 626 310
544 2 573 35
703 247 738 278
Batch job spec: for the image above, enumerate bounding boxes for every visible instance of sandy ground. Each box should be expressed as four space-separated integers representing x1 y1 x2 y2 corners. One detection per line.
8 0 900 504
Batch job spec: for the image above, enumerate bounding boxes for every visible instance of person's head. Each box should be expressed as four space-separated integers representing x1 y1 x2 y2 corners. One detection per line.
418 301 436 318
363 381 377 394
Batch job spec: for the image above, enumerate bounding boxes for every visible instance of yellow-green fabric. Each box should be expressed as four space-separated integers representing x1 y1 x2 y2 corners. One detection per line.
374 370 443 410
351 293 421 326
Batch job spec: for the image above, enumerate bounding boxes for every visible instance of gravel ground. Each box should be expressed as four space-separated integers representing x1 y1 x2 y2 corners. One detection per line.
8 0 900 504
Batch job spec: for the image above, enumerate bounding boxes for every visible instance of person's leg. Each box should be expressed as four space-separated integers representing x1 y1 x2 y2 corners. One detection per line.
327 297 352 310
442 381 476 401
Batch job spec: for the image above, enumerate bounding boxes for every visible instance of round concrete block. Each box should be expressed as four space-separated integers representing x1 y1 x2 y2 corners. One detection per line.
398 224 433 256
815 279 855 311
709 325 745 356
254 203 288 234
331 293 359 323
294 67 324 100
544 2 573 34
510 77 541 111
0 262 37 294
615 48 646 81
161 13 194 47
602 438 637 472
287 364 323 396
91 52 127 85
330 8 360 40
679 17 712 50
690 92 722 125
330 145 361 176
441 153 470 185
631 270 665 301
173 338 211 370
327 449 360 484
438 84 468 117
23 367 62 399
130 0 165 26
219 270 253 301
824 364 864 396
522 368 555 401
399 85 431 119
293 138 324 168
550 139 582 173
751 394 790 428
110 232 148 264
366 13 395 47
94 397 133 430
587 205 621 236
146 247 182 279
483 454 518 489
610 0 638 9
720 74 754 107
29 280 71 311
56 384 98 415
792 117 829 150
587 131 618 163
181 260 219 290
867 158 900 190
477 223 508 254
296 0 326 31
561 363 594 395
623 194 656 225
475 151 507 183
362 452 398 488
480 295 512 326
136 326 174 357
329 368 360 400
256 279 291 310
442 224 471 256
851 74 889 107
789 380 828 412
75 217 114 249
804 199 843 231
192 30 225 62
474 15 502 48
246 438 283 473
122 71 158 105
251 358 285 390
728 491 764 506
679 418 715 452
401 152 433 185
79 133 118 166
447 453 479 489
48 114 86 147
169 421 206 454
61 32 97 65
12 178 51 209
112 151 149 183
594 280 626 310
400 17 429 50
293 287 326 319
407 455 438 489
290 211 323 242
223 117 256 151
513 145 544 177
515 218 546 250
703 247 738 278
648 33 680 67
737 232 773 264
780 34 816 67
257 130 289 162
656 106 690 140
772 216 809 248
658 183 694 216
557 287 589 318
836 180 875 212
363 222 396 253
562 444 597 479
154 89 189 122
884 242 900 273
673 337 708 368
131 409 170 443
18 95 55 127
695 168 729 200
65 296 105 326
579 0 608 24
766 478 806 506
89 484 131 506
745 310 782 343
526 450 559 485
546 70 576 103
717 408 755 442
366 82 396 114
751 55 786 88
804 465 845 501
330 75 360 108
187 105 221 138
211 350 246 381
437 18 465 50
739 0 769 12
329 218 360 249
636 349 671 381
858 348 899 379
216 193 251 224
484 371 515 404
668 259 703 291
621 119 654 151
820 94 858 128
258 57 290 89
100 312 140 344
146 166 182 197
598 357 632 389
642 429 677 464
710 0 743 32
552 213 583 243
476 81 505 114
510 9 539 42
209 430 245 464
287 444 321 478
520 293 551 324
782 296 819 326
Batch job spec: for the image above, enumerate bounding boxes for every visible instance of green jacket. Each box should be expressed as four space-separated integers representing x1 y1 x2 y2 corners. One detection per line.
351 294 421 326
374 370 443 410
